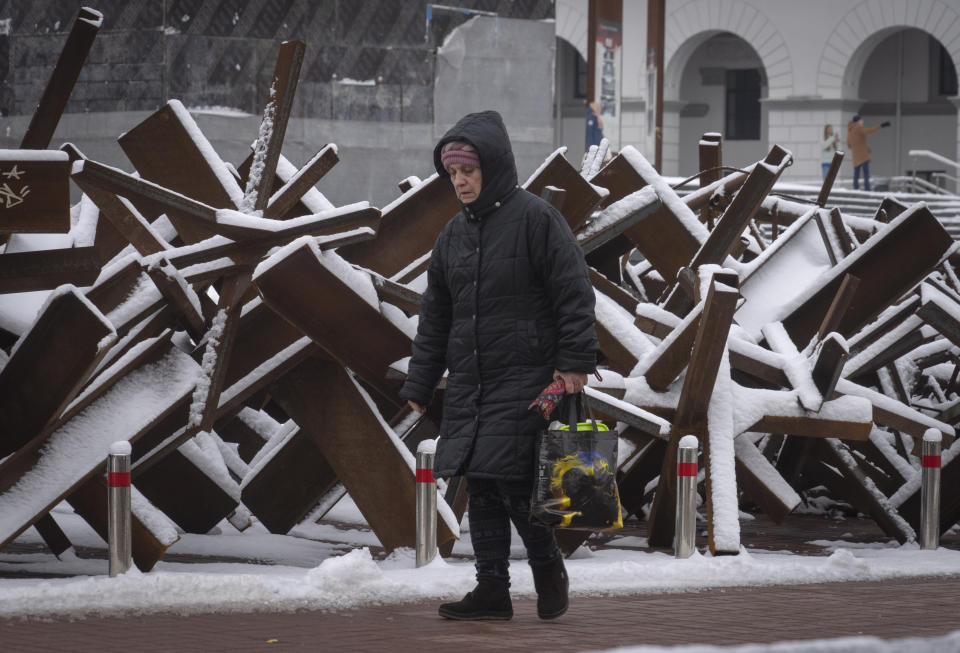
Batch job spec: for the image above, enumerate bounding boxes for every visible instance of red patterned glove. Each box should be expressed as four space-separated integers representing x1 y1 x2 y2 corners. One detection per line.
527 378 567 419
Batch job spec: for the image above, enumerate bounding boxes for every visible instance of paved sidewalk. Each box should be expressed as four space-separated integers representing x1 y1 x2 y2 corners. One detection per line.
3 575 959 652
3 514 959 651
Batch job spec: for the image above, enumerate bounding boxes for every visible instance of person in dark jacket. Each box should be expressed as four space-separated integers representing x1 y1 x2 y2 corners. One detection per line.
399 110 599 621
586 101 604 149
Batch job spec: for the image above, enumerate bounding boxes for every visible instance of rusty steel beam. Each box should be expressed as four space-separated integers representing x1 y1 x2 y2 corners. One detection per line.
524 151 605 233
664 145 790 314
647 277 739 550
337 174 459 278
64 143 170 257
241 424 339 534
253 240 411 407
250 40 306 213
0 153 72 234
270 357 456 553
0 288 114 458
264 145 339 219
698 132 722 228
640 301 705 392
782 205 953 345
589 154 704 284
119 101 243 243
816 150 844 208
20 7 102 150
0 247 101 293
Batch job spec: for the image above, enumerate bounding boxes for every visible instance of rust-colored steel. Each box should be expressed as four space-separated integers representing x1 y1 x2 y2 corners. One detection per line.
254 240 411 407
20 7 102 150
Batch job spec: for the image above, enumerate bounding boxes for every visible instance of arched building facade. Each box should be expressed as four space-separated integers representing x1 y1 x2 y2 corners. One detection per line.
555 0 960 186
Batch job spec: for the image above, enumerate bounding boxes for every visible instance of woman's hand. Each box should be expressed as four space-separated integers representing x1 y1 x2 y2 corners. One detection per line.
408 400 426 414
554 370 588 394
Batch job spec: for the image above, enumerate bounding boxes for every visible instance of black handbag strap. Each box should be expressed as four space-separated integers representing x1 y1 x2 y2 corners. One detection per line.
565 393 579 430
565 391 600 432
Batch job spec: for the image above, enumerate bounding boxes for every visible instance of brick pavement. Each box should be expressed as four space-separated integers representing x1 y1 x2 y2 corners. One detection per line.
3 514 960 652
2 575 959 652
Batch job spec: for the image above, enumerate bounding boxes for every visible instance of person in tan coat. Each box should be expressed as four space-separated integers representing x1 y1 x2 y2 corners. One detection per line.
847 114 890 191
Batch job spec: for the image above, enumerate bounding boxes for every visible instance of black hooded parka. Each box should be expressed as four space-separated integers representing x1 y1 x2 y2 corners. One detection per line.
399 111 599 482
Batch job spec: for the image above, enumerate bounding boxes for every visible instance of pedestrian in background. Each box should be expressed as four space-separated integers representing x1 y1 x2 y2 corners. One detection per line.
586 101 604 149
821 124 840 179
847 114 891 191
400 110 599 622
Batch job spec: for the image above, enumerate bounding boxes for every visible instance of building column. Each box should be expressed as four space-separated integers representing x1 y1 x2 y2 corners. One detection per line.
661 100 681 176
618 98 647 156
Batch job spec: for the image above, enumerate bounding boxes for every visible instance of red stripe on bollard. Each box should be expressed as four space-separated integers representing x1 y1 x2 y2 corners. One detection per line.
923 455 941 469
677 462 697 477
416 468 434 483
108 472 131 487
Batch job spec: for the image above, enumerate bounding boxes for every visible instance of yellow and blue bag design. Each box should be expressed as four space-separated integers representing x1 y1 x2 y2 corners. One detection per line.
531 396 623 531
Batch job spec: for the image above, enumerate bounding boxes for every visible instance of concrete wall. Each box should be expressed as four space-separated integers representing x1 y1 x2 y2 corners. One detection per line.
2 1 450 121
0 4 555 211
434 16 557 183
0 102 440 211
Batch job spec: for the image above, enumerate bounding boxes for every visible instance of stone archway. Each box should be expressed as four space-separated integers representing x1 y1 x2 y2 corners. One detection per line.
663 0 792 101
817 0 960 100
672 33 769 175
555 0 588 63
659 0 791 174
818 1 960 179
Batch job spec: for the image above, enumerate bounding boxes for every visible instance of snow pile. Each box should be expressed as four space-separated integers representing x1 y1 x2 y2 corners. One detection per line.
1 536 959 620
591 631 960 653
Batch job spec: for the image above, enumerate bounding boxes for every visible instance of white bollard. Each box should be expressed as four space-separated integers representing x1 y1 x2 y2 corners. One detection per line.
107 440 132 576
921 428 942 551
674 435 699 559
415 439 437 568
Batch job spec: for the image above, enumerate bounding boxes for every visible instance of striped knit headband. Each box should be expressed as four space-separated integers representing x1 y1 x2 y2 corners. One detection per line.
441 141 480 172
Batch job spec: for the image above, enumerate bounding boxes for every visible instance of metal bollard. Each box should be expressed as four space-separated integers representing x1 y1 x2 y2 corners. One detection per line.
920 428 942 551
674 435 699 559
107 440 132 577
415 439 437 568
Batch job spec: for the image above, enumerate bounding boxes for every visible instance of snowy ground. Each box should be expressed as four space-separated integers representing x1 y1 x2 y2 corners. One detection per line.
2 497 960 639
589 632 960 653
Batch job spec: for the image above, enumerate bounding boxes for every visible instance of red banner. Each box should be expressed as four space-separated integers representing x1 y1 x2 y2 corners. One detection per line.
677 462 698 477
416 468 434 483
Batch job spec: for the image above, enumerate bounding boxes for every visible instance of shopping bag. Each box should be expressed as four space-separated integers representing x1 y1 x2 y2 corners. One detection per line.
531 393 623 531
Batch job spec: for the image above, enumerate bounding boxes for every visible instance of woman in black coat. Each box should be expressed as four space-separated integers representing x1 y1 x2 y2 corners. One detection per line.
399 110 599 621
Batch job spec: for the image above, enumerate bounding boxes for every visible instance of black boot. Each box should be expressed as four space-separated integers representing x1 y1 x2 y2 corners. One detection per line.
438 578 513 620
531 557 568 619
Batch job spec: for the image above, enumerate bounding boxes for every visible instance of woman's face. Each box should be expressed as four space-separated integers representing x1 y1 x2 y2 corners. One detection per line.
448 163 483 204
826 125 833 136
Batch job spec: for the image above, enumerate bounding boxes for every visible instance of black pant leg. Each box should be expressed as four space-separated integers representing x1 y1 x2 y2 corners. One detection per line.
467 478 512 582
498 480 561 568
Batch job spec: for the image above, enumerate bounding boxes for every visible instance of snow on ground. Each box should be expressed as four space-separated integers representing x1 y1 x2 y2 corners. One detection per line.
589 631 960 653
1 497 960 624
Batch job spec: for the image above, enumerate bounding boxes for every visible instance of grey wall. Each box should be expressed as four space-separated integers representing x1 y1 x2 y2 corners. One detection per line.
1 1 552 120
0 3 555 211
434 16 557 184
